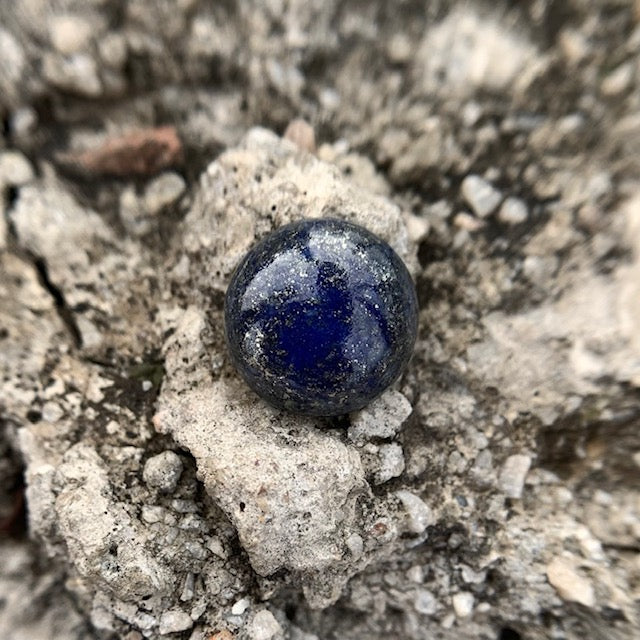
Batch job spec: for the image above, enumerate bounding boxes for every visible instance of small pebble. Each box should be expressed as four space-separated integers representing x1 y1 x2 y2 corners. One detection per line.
462 102 482 127
180 572 195 602
441 613 455 629
283 119 316 153
143 171 186 215
171 498 198 513
559 28 589 63
345 533 364 558
374 443 405 484
231 598 251 615
461 175 502 218
395 490 433 534
461 565 486 585
43 52 102 97
49 15 93 55
546 557 595 607
348 390 412 442
454 212 485 232
142 451 184 493
498 454 532 499
498 197 528 225
414 589 437 615
158 610 193 635
387 33 412 63
601 62 633 96
98 33 128 68
249 610 282 640
452 591 474 618
206 536 227 559
141 505 164 524
10 106 38 138
0 151 34 187
406 565 424 583
403 212 430 243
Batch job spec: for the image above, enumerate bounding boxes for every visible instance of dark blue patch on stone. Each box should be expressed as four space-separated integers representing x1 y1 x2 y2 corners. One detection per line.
224 218 418 416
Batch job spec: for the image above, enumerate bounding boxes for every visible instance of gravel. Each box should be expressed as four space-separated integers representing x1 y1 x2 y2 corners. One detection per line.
1 1 639 639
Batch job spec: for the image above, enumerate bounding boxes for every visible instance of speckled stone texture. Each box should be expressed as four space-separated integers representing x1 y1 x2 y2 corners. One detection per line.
2 1 640 640
224 218 418 416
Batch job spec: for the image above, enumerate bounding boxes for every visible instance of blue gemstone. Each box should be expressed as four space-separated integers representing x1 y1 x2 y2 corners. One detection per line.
224 218 418 416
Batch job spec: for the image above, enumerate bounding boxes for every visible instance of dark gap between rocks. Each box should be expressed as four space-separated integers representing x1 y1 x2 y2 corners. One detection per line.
498 627 522 640
32 256 83 349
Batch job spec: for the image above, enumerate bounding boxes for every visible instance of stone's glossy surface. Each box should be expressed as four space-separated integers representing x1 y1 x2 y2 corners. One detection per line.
224 218 419 416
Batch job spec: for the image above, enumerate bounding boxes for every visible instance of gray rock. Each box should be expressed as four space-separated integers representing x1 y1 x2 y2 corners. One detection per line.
498 197 528 225
54 444 174 601
158 610 193 634
142 451 183 493
546 557 595 607
414 589 437 615
143 171 186 215
2 4 640 637
394 490 433 534
43 53 102 96
0 151 34 187
373 443 405 485
249 610 283 640
0 28 26 105
461 175 503 218
348 390 412 443
498 454 532 499
49 15 94 55
452 591 474 618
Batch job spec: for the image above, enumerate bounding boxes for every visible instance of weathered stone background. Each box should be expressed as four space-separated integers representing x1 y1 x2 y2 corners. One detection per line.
1 1 640 639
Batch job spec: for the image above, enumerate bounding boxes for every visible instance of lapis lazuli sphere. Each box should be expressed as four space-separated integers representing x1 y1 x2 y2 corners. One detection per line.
224 218 418 416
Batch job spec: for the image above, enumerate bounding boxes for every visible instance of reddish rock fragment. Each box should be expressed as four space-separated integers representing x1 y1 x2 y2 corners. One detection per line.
284 118 316 153
58 126 183 177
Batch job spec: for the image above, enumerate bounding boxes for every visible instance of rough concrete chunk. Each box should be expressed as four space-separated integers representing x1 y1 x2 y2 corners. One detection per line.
55 444 174 601
156 380 369 605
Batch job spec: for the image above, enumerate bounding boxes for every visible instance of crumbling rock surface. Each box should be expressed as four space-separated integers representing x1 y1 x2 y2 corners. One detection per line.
1 1 640 639
156 380 371 608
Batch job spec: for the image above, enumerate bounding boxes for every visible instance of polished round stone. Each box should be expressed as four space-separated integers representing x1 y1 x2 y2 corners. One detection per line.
224 218 418 416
